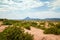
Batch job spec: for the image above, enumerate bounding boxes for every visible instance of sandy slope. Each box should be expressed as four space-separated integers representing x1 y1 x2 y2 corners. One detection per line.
24 27 60 40
0 26 60 40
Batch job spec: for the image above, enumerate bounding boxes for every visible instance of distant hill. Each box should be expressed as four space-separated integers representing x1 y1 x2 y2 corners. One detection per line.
44 18 60 21
0 17 60 21
24 17 60 21
24 17 40 20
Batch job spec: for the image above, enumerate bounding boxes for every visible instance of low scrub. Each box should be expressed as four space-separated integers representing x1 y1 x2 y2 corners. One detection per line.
36 25 46 30
0 26 33 40
44 24 60 35
3 21 12 25
31 22 37 27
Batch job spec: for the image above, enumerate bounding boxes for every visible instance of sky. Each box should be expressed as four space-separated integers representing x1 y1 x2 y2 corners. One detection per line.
0 0 60 19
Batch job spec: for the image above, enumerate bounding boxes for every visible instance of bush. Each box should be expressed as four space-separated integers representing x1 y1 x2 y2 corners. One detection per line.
24 24 31 30
44 27 60 35
0 26 33 40
3 21 12 25
22 22 31 30
56 24 60 29
37 25 46 30
0 19 4 21
40 22 45 25
24 32 33 40
57 29 60 35
44 23 60 35
31 22 37 27
49 22 55 26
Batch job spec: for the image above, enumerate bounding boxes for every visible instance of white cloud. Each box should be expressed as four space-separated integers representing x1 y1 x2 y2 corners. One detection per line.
0 0 44 11
51 0 60 7
0 0 14 4
0 0 60 19
49 0 60 10
0 0 60 11
28 11 60 19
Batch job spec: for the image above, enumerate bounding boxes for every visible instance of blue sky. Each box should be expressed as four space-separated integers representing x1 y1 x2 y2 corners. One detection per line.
0 0 60 19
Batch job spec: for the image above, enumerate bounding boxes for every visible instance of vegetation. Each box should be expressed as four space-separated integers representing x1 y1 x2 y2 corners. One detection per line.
37 25 46 30
3 20 12 25
0 19 60 35
44 24 60 35
0 26 33 40
31 22 37 27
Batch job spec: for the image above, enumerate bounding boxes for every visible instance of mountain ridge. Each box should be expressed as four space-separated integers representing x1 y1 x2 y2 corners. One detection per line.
24 17 60 20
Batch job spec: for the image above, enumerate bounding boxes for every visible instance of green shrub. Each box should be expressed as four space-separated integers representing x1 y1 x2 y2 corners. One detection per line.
44 23 60 35
21 22 31 30
24 32 33 40
3 21 12 25
0 19 4 21
57 29 60 35
44 27 56 34
40 22 45 25
49 22 55 26
56 24 60 29
31 22 37 27
37 25 46 30
44 27 60 35
0 26 33 40
24 24 31 30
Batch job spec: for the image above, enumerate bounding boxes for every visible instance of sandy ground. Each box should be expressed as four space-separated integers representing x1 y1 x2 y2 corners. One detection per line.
24 27 60 40
0 26 60 40
0 25 8 32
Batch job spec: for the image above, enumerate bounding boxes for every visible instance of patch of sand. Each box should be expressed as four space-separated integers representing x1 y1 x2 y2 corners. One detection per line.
0 25 8 32
24 27 60 40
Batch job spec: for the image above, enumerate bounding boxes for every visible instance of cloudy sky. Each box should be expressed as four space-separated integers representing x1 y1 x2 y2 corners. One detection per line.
0 0 60 19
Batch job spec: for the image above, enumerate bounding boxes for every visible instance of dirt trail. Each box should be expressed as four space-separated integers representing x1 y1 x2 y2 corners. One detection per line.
24 27 60 40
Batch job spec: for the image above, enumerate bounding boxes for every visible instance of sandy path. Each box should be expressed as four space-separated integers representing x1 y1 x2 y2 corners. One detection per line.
24 27 60 40
24 27 44 40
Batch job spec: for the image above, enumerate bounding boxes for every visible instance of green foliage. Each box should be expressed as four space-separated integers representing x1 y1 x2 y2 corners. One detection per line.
3 20 12 25
44 26 60 35
22 22 31 30
0 19 4 21
44 27 57 34
24 32 33 40
36 25 46 30
24 25 31 30
40 22 45 25
31 22 37 27
0 26 33 40
56 24 60 29
49 22 55 26
44 22 60 35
